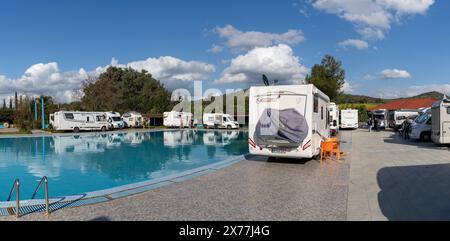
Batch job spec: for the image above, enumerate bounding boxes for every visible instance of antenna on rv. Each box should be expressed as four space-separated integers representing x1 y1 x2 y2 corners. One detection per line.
262 75 270 86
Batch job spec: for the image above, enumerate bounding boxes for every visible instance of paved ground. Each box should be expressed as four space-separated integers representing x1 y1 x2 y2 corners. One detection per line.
2 129 449 221
347 130 450 221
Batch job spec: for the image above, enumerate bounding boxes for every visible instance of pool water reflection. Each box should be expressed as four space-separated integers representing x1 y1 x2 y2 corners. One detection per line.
0 130 248 199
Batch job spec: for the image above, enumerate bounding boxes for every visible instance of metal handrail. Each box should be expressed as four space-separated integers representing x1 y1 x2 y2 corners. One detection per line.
31 176 50 215
6 179 20 218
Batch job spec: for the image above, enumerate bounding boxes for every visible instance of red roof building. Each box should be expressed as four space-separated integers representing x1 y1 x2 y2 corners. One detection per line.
370 98 438 111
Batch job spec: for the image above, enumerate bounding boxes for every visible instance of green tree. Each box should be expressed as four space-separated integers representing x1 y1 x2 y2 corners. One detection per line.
2 99 5 109
305 55 346 102
14 91 18 109
9 98 12 109
81 67 173 115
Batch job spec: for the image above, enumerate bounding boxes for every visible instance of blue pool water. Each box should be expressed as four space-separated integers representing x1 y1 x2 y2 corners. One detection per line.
0 130 248 200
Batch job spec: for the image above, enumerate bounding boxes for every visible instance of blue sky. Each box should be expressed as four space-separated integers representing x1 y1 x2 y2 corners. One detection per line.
0 0 448 102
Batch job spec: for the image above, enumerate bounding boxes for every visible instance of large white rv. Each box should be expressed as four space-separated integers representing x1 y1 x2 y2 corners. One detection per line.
410 108 432 141
122 111 143 128
105 112 125 129
163 111 193 128
340 109 359 129
371 109 388 129
329 103 340 135
203 113 239 129
249 84 330 159
388 110 420 130
50 111 109 133
431 98 450 144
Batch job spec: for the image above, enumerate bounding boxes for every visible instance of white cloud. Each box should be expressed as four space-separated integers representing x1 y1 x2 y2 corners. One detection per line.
0 63 88 103
363 74 376 80
338 39 369 50
0 56 216 103
380 68 412 79
342 81 357 93
208 44 224 54
311 0 435 40
214 44 309 85
214 25 305 52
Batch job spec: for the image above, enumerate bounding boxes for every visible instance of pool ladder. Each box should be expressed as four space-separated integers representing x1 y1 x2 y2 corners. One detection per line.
6 177 50 218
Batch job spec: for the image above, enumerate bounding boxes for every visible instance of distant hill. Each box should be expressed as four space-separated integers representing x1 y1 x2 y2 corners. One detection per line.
338 91 445 104
409 91 445 100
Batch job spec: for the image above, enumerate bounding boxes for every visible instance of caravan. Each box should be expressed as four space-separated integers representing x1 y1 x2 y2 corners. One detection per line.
329 103 340 135
410 108 432 141
203 113 240 129
431 98 450 144
388 110 420 130
122 111 143 128
164 111 193 128
340 109 359 129
105 112 125 129
50 111 109 133
249 84 330 159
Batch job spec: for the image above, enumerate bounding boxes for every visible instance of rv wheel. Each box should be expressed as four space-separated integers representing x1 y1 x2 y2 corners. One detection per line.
421 132 431 142
74 127 80 133
101 126 107 132
227 125 232 129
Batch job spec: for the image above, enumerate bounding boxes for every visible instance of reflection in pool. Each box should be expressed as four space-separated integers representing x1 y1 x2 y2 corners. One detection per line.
0 130 248 199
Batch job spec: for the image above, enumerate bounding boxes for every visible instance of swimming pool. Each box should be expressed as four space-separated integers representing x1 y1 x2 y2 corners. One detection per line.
0 130 248 200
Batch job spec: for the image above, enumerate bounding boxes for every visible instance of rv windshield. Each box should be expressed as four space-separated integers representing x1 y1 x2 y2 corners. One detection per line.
112 117 122 122
415 114 430 124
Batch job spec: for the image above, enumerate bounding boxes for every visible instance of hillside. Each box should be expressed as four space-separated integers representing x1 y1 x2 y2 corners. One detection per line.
339 91 445 104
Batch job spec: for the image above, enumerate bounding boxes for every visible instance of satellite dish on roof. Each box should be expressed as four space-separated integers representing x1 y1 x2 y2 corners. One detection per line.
262 75 270 86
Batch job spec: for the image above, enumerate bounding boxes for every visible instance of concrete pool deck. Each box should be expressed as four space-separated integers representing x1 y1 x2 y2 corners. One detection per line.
1 129 450 221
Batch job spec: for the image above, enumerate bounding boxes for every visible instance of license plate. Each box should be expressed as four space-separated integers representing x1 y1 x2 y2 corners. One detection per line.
272 148 288 154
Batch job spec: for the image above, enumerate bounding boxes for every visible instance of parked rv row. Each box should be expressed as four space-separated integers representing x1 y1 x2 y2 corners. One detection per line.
50 111 143 133
328 103 359 136
163 111 240 130
370 98 450 144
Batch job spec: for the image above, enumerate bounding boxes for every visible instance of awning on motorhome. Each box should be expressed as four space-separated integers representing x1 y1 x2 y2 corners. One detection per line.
369 98 438 111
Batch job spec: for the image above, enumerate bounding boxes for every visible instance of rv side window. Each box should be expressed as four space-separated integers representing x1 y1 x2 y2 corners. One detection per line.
447 107 450 114
65 113 74 120
321 107 324 120
314 95 319 113
87 117 90 122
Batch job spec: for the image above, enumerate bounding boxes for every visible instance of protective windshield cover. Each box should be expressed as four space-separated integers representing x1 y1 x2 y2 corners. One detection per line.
254 108 309 148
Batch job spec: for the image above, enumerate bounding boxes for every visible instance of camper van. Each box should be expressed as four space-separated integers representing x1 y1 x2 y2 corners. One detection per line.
329 103 340 135
410 108 432 141
163 111 193 128
105 112 125 129
50 111 109 133
122 111 143 128
203 113 239 129
371 109 388 130
431 98 450 144
340 109 359 129
388 110 420 130
249 84 330 159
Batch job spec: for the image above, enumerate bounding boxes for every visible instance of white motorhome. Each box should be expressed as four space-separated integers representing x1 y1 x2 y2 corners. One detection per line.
163 111 193 128
388 110 420 130
203 131 239 146
431 98 450 144
164 130 194 147
371 109 388 129
249 84 330 159
50 111 109 133
410 108 432 141
329 103 340 135
105 112 125 129
340 109 359 129
203 113 239 129
122 111 143 128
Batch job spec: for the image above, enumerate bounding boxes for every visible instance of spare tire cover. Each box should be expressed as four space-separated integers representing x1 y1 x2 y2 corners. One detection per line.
254 108 309 148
